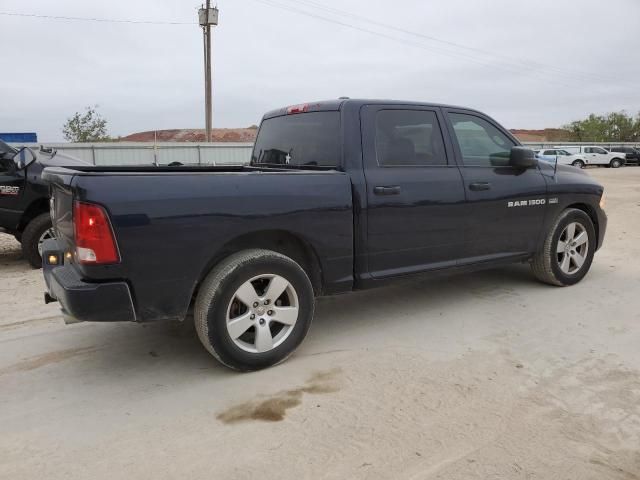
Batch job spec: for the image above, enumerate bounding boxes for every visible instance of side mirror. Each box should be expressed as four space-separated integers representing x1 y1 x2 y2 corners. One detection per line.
13 147 37 171
509 147 537 168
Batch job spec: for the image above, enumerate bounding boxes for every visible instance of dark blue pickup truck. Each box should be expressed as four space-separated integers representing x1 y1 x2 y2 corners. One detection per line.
42 99 607 371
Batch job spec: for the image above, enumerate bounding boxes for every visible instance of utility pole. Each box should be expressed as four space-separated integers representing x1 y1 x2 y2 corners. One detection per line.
199 2 219 142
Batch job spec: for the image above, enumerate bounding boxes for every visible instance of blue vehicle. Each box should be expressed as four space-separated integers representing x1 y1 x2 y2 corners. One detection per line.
41 99 607 371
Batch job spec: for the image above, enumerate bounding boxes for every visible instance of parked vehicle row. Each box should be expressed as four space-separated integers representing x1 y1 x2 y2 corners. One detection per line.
41 99 607 371
534 145 640 168
610 146 640 165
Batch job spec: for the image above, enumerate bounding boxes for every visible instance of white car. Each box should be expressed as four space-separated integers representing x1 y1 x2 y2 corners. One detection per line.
554 145 626 168
535 148 587 168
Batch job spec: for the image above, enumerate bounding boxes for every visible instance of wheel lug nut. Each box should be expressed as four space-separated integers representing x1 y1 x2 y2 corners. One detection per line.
264 300 270 305
253 302 259 308
259 318 266 326
267 310 274 316
250 314 255 320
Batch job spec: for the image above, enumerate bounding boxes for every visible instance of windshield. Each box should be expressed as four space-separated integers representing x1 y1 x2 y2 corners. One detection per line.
251 112 341 167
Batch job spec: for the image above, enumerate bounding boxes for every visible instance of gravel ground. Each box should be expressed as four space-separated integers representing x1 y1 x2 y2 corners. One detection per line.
1 168 639 479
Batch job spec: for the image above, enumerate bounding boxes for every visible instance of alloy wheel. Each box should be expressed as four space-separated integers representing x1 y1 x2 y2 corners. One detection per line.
37 228 56 257
226 274 299 353
556 222 589 275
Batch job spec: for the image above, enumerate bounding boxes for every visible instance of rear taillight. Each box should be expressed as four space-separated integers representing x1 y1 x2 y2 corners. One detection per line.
73 201 120 264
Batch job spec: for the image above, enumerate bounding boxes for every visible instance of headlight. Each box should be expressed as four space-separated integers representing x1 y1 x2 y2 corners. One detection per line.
599 192 606 210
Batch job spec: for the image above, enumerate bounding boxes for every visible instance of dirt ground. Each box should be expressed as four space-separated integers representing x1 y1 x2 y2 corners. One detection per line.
1 168 639 479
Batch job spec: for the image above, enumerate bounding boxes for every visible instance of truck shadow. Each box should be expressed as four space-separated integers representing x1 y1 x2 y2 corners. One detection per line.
57 263 539 384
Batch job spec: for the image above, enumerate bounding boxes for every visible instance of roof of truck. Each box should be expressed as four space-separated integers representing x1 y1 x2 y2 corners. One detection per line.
262 98 478 120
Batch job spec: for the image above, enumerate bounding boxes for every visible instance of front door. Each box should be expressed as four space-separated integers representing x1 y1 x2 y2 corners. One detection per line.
0 149 25 229
362 105 467 278
444 110 547 261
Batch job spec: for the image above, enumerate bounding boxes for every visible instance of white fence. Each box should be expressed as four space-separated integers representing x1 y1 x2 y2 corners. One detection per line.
11 141 640 166
17 142 254 166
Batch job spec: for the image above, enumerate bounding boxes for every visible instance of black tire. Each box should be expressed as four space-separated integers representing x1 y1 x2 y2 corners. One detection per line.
572 160 585 168
610 158 623 168
21 213 54 269
530 208 596 286
194 249 315 371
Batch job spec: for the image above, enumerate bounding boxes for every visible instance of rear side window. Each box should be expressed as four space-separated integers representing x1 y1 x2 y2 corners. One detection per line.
449 113 515 167
587 147 607 154
251 112 340 167
375 110 447 166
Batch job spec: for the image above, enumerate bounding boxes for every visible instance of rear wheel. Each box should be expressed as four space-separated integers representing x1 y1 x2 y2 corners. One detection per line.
610 158 623 168
572 160 585 168
21 213 55 269
530 208 596 286
194 249 315 371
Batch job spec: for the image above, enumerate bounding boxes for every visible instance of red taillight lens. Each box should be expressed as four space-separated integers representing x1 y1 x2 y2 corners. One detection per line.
73 201 120 264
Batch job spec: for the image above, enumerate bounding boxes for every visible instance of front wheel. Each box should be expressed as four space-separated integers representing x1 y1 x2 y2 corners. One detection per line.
21 213 55 269
530 208 596 286
572 160 585 168
610 158 623 168
194 249 315 371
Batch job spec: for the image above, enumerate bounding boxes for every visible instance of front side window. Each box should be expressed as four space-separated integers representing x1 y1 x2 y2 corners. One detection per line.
375 110 447 167
449 113 515 167
593 147 608 154
251 112 341 167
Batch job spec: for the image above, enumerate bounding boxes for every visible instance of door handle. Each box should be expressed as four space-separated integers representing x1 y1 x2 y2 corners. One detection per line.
469 182 491 191
374 185 401 196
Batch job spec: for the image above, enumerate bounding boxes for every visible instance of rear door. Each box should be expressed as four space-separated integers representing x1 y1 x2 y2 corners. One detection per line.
443 110 547 261
361 105 466 278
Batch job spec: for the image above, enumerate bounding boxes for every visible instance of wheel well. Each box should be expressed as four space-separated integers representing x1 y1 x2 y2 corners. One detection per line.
18 199 49 232
566 203 599 247
193 230 324 302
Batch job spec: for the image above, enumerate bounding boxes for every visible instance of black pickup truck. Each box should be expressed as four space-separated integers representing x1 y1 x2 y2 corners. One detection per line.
41 99 607 371
0 140 88 267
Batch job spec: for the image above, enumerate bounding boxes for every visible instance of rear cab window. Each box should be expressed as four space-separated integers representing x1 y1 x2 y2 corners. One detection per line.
251 112 341 168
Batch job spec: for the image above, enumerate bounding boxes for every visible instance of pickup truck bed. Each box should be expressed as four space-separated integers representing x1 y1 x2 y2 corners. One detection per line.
42 98 607 371
44 165 353 323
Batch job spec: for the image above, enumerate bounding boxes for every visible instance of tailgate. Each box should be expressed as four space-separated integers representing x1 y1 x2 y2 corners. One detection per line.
43 167 77 252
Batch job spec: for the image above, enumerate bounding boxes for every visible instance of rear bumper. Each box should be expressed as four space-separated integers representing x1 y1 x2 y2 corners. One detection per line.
42 239 136 323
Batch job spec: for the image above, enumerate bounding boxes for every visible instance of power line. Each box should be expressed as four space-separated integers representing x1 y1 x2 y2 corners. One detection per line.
0 11 194 25
287 0 621 86
249 0 578 88
251 0 633 89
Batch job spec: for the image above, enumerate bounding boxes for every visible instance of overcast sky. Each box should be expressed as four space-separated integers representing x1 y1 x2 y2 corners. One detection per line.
1 0 639 141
